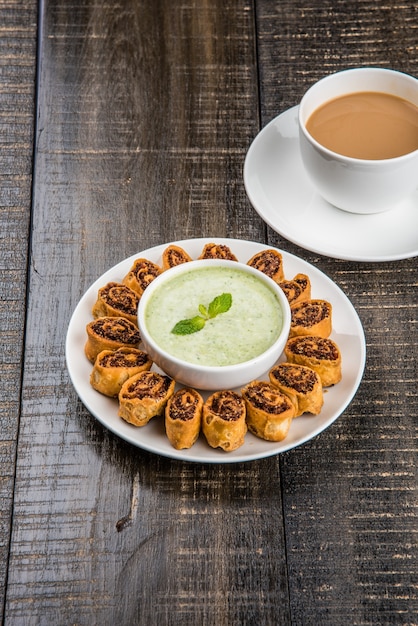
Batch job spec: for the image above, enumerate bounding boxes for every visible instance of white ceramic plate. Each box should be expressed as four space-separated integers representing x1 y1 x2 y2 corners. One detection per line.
66 238 366 463
244 106 418 262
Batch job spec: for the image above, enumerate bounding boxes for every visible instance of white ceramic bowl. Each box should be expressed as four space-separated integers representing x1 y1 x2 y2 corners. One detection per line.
298 67 418 214
138 259 291 390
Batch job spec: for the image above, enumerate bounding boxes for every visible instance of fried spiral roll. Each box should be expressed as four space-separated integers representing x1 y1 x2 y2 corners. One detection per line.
92 282 140 325
161 244 192 270
202 390 247 451
85 316 141 363
247 249 284 283
165 387 203 449
241 380 295 441
289 299 332 339
279 279 304 306
293 273 311 301
279 273 311 305
90 347 153 397
118 371 175 427
284 335 342 386
122 258 162 296
198 243 238 261
269 363 323 417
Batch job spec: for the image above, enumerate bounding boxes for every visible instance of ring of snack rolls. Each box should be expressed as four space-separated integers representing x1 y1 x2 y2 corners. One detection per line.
84 243 342 452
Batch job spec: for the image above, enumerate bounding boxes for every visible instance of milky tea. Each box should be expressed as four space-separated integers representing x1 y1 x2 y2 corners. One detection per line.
306 92 418 160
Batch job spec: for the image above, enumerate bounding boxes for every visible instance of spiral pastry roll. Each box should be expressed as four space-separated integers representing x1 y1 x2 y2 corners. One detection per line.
284 335 342 386
118 371 175 427
289 299 332 339
293 273 311 301
247 249 284 283
198 243 238 261
165 387 203 449
279 273 311 305
92 282 140 325
161 244 192 270
269 363 323 417
85 316 141 363
279 279 304 306
90 347 153 397
202 390 247 451
241 380 295 441
122 258 162 296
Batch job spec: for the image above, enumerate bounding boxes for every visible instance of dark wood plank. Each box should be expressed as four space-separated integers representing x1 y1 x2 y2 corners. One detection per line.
5 1 291 624
256 1 418 623
4 0 417 623
0 0 37 618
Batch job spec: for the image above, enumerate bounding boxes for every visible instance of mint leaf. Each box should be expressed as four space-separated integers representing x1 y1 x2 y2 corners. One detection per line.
171 316 206 335
171 293 232 335
208 293 232 318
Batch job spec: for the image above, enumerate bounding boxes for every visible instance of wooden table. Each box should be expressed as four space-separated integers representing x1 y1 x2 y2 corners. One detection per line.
1 1 417 623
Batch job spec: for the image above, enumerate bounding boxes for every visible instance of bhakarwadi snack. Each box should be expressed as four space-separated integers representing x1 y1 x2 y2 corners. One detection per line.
198 243 238 261
247 249 284 283
289 299 332 338
92 282 140 325
85 316 141 363
165 387 203 449
293 273 311 301
90 347 152 397
279 273 311 305
241 380 295 441
284 335 342 386
122 258 162 296
202 390 247 451
82 243 343 454
269 362 323 417
161 244 192 270
279 279 305 306
118 371 175 427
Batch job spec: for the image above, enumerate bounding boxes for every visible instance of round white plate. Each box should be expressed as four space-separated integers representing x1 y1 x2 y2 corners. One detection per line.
66 238 366 463
244 106 418 262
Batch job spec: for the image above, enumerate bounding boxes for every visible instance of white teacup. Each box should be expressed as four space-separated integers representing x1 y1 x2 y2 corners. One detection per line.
298 68 418 214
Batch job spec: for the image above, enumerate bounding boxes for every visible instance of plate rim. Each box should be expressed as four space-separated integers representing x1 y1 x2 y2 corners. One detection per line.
66 237 366 464
244 105 418 263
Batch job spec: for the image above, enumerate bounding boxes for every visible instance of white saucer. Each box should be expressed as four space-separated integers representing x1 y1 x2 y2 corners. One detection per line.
244 106 418 262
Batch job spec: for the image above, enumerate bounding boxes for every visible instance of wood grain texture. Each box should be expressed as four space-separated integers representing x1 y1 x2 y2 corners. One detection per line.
34 0 265 284
256 1 418 624
0 0 37 617
2 0 417 624
5 1 287 624
255 0 418 118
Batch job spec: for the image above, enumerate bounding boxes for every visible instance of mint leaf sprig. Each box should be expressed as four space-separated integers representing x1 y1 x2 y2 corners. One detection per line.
171 293 232 335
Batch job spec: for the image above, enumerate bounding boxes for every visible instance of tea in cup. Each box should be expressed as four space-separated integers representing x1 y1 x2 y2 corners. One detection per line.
298 68 418 214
